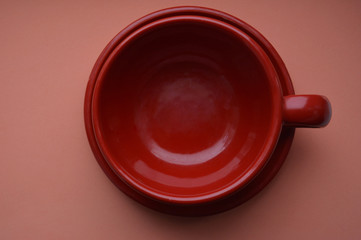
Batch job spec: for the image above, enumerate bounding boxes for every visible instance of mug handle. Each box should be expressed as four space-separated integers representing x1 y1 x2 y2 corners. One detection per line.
283 95 331 128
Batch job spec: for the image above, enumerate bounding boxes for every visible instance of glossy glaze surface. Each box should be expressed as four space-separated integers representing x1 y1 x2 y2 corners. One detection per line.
84 6 297 215
283 95 331 127
85 6 331 215
92 16 282 203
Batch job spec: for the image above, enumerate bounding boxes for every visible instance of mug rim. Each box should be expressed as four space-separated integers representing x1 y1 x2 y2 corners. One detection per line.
91 14 283 204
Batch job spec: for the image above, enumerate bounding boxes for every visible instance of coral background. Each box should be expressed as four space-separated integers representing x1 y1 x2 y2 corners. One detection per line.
1 0 360 239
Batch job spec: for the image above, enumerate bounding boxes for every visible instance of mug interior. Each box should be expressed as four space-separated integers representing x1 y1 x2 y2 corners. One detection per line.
92 16 282 203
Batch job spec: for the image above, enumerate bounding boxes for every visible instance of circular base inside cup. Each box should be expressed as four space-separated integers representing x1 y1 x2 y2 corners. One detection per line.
85 6 295 215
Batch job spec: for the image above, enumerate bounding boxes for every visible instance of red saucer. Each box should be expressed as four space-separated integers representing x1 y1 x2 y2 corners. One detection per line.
84 6 295 216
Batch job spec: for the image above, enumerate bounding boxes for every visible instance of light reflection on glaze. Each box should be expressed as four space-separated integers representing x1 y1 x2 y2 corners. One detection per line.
133 132 256 187
145 122 236 165
134 155 240 188
285 96 308 109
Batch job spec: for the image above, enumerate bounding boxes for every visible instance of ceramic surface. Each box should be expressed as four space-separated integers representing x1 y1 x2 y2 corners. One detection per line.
92 15 284 204
85 6 331 215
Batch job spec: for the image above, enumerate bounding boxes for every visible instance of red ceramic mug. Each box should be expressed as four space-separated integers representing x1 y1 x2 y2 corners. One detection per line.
87 7 331 213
